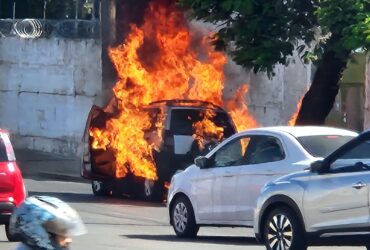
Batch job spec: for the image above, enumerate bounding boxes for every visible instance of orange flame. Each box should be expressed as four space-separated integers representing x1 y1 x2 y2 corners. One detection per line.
227 85 258 132
288 96 303 126
193 110 225 150
90 1 258 180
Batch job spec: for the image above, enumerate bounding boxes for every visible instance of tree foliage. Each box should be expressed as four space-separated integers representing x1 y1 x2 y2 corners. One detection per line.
178 0 370 75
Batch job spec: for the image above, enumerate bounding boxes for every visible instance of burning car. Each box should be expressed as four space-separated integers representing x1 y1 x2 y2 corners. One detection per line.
81 99 236 201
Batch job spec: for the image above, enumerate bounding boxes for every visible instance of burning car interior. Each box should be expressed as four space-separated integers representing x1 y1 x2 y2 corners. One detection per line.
83 100 237 201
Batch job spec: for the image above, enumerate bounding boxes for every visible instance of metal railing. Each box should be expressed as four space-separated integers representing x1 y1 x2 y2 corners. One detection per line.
0 19 100 39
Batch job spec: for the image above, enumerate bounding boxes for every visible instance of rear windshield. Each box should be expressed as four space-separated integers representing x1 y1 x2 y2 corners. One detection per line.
170 109 235 137
297 135 355 158
0 138 8 161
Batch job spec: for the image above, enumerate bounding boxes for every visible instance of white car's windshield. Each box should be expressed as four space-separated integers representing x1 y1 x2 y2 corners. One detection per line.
297 135 355 158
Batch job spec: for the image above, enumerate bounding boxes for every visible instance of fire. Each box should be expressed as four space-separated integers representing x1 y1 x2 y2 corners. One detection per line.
227 85 258 132
288 96 304 126
90 1 258 180
193 110 225 150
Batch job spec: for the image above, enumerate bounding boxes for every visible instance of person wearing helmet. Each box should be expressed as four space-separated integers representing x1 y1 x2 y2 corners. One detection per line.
9 196 87 250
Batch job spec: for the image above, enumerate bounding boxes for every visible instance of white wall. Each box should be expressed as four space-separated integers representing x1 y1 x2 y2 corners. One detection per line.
191 21 312 127
223 57 311 126
0 33 311 157
0 37 102 156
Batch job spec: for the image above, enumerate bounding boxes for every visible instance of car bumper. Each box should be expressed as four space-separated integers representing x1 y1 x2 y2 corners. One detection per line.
0 202 16 224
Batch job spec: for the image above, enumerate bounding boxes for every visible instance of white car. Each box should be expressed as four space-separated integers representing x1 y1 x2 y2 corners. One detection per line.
167 126 358 238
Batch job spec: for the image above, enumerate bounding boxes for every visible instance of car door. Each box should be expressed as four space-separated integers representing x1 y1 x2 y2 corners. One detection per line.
236 135 287 222
209 135 252 222
304 135 370 231
193 135 251 222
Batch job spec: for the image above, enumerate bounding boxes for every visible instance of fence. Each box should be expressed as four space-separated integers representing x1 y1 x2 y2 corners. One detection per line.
0 19 100 39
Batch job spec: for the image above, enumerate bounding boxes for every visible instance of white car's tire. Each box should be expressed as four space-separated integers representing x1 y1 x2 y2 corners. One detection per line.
171 196 199 238
263 207 307 250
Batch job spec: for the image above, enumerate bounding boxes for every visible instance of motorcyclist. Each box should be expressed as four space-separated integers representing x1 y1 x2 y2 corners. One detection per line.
9 196 87 250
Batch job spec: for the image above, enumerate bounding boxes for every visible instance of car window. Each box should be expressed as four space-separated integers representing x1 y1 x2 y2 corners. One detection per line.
0 137 8 162
330 139 370 173
170 109 235 137
297 135 354 157
247 136 285 165
213 136 251 167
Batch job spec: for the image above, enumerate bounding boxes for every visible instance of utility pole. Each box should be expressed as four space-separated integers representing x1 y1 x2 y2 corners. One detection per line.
101 0 117 104
12 0 15 19
75 0 79 20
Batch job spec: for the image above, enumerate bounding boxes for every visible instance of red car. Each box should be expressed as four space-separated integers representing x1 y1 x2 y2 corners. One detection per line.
0 129 26 241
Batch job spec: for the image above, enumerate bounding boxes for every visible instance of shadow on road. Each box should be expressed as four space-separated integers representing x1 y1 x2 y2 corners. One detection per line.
24 173 87 183
29 191 165 207
124 234 260 246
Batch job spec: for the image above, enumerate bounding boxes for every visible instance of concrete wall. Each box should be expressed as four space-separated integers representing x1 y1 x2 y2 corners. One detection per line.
0 37 103 157
223 57 311 126
0 31 311 158
192 21 312 127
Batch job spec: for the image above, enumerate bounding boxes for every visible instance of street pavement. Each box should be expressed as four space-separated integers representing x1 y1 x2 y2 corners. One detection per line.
0 176 367 250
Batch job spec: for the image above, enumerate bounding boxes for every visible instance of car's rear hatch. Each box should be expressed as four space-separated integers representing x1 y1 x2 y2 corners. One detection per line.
81 105 116 180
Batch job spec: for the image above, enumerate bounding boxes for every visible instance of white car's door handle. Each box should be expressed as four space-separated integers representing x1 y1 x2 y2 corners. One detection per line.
352 182 367 189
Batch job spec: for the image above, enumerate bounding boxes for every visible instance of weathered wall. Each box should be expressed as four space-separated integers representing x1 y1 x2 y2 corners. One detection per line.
223 57 311 126
0 37 103 156
193 22 311 127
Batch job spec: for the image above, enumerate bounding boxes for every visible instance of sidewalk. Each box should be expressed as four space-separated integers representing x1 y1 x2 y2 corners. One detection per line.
14 149 85 182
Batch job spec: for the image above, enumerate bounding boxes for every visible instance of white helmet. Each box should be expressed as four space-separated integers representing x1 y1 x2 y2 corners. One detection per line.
9 196 86 250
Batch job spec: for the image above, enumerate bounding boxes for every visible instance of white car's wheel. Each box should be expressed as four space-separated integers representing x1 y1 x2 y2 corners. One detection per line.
171 196 199 238
263 207 307 250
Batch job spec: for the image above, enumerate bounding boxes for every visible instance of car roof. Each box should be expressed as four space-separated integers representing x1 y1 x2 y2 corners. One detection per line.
145 99 225 111
241 126 358 137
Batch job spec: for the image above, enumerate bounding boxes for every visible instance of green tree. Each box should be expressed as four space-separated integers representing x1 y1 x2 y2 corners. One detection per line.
178 0 370 125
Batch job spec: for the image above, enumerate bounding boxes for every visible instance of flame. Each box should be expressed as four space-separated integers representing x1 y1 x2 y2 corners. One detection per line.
89 128 110 150
90 1 258 180
288 96 303 126
192 110 225 150
227 85 258 132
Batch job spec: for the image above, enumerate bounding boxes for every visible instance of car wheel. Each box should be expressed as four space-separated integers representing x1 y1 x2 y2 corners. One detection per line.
92 180 111 196
5 223 20 242
171 196 199 238
263 207 307 250
142 179 162 202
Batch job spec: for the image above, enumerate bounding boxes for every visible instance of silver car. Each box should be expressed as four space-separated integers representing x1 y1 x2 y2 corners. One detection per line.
254 130 370 250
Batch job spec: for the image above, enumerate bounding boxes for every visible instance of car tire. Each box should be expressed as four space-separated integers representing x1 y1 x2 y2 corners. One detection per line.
5 223 20 242
92 180 111 196
142 179 162 202
263 207 307 250
171 196 199 238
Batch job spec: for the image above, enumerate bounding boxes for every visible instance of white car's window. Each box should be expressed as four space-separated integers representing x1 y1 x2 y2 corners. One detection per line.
331 140 370 173
297 135 354 158
214 136 251 167
248 136 285 164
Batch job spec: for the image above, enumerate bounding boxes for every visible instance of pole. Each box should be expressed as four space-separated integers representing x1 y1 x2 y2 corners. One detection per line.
43 0 46 19
75 0 79 19
12 0 15 19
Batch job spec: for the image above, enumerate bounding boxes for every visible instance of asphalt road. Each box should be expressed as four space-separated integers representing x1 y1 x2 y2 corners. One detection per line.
0 176 367 250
